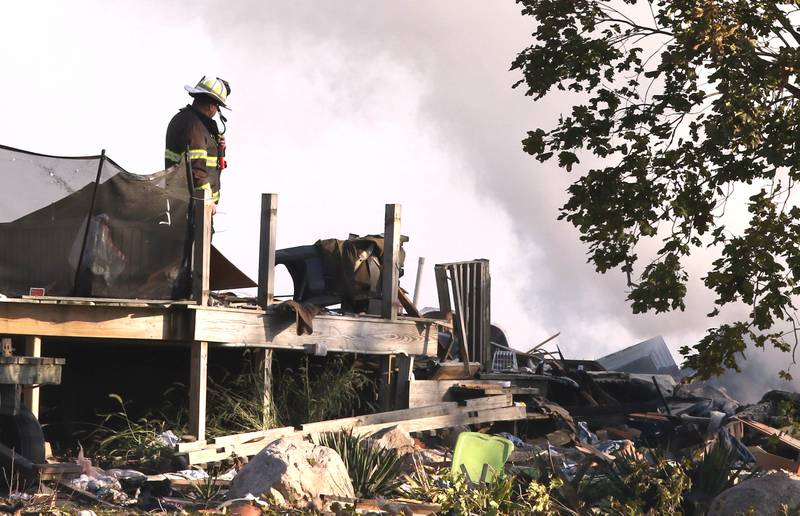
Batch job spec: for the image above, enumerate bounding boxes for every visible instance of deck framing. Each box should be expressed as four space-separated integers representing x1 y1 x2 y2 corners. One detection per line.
0 196 439 440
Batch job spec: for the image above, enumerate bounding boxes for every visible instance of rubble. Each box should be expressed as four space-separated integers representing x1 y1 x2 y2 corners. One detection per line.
735 389 800 425
11 334 800 514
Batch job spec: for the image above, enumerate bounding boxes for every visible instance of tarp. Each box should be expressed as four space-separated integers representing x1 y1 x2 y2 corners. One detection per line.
0 144 253 299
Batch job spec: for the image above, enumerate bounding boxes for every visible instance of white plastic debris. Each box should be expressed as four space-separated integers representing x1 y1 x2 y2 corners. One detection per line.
161 430 179 447
176 469 208 480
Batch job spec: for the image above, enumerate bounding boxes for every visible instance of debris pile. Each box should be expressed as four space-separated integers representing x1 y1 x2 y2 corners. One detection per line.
11 337 796 515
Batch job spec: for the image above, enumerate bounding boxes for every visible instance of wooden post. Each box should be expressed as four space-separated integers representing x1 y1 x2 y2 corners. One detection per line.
394 355 413 410
256 349 273 427
189 340 208 441
257 193 278 309
190 189 212 440
378 354 394 412
192 188 213 306
23 336 41 417
381 204 401 320
256 194 277 428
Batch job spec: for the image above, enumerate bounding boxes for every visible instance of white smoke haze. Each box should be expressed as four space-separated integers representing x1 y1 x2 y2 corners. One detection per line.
2 0 798 392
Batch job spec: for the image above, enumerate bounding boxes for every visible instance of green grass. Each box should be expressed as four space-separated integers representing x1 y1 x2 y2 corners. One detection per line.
88 394 179 470
88 352 375 470
272 354 376 427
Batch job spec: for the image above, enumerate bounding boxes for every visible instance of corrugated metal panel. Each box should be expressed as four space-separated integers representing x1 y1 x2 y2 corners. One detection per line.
597 336 678 373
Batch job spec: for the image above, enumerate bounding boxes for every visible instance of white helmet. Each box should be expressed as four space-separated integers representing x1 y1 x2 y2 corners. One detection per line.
184 76 231 109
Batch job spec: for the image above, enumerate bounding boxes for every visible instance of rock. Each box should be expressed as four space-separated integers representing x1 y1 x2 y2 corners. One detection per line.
226 438 354 509
708 471 800 516
368 426 415 454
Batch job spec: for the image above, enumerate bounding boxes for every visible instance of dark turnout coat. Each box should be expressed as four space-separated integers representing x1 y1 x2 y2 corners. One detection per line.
164 105 223 203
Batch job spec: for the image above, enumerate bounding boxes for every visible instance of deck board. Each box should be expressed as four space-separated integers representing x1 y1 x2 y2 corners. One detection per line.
191 306 438 355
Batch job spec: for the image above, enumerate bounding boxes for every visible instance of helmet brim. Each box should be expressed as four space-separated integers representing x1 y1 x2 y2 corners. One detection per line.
184 85 231 110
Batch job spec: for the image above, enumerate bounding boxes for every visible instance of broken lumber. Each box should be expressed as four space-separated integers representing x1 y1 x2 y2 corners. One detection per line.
430 361 481 380
182 394 527 464
184 427 299 464
408 379 511 407
354 404 527 436
733 418 800 453
747 445 800 474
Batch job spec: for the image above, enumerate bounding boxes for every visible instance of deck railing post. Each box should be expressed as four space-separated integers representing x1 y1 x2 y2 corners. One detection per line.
256 193 278 427
189 188 212 441
192 189 213 306
257 193 278 309
381 204 401 320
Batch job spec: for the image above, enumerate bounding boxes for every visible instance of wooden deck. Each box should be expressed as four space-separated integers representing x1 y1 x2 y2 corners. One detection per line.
0 195 441 441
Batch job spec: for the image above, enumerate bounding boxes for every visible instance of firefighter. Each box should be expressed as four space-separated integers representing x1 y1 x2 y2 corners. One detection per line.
165 76 231 213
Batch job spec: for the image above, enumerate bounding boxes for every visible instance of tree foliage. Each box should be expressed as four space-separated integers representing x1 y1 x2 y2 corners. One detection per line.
512 0 800 379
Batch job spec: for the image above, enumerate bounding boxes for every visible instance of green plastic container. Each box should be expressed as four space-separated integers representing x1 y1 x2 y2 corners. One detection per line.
451 432 515 482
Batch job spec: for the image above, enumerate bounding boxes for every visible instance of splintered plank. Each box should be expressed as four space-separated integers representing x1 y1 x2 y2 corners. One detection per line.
185 427 300 464
301 394 513 435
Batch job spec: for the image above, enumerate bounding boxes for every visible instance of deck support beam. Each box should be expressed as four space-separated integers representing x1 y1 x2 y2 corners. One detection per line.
189 340 208 441
23 336 41 417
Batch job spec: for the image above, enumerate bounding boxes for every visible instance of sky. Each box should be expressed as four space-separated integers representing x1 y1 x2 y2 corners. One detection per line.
1 0 794 378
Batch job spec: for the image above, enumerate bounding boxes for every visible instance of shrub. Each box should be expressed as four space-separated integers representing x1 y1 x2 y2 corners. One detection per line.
318 431 403 498
404 457 561 515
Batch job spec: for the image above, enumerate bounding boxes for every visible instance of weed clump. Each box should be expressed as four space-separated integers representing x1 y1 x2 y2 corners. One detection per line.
318 431 403 498
89 394 179 470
